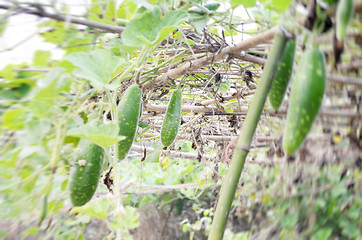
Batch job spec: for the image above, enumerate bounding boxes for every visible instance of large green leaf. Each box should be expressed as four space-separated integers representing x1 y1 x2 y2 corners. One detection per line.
67 122 125 149
188 12 209 33
66 49 123 90
32 68 70 104
121 8 187 47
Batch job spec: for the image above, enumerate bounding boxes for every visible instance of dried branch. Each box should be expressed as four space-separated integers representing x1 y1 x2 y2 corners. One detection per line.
144 104 360 118
130 145 274 163
0 3 125 33
141 133 276 143
143 27 278 89
328 74 362 87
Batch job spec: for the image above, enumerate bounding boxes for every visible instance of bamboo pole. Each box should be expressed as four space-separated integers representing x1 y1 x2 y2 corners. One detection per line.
208 27 288 240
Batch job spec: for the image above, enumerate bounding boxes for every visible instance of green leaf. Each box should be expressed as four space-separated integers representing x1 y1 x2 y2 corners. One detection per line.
66 50 123 90
32 68 70 103
67 122 125 149
1 107 28 130
216 81 230 93
122 8 187 47
311 228 332 240
188 13 209 33
225 106 234 113
271 0 293 11
39 21 71 44
111 206 140 230
0 83 31 101
231 0 256 8
71 198 110 219
89 0 117 24
22 227 38 236
33 50 51 67
0 19 7 37
17 120 51 146
281 212 298 229
258 0 293 11
0 63 29 81
28 100 54 117
146 144 163 162
117 0 138 20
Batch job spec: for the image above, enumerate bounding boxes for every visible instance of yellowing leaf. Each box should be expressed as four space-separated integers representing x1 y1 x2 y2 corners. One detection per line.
333 133 342 144
160 156 170 170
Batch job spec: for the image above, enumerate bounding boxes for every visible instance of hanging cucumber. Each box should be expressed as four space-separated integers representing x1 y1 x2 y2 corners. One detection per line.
336 0 353 42
269 37 296 110
117 84 142 160
161 87 182 147
69 140 104 206
283 47 326 154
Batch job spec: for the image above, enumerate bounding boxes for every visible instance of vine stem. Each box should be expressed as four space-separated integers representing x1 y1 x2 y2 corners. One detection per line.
105 90 123 240
50 82 86 172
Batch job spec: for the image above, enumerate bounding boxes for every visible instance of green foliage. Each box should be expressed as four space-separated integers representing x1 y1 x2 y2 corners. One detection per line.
66 50 124 90
67 122 125 149
122 8 187 47
88 0 118 24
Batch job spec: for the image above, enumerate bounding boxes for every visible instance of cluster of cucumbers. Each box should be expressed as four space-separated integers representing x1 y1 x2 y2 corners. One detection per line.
268 34 326 155
269 0 353 155
69 84 182 206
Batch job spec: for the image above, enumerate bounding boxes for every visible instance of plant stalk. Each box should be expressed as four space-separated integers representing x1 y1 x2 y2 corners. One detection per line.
208 27 288 240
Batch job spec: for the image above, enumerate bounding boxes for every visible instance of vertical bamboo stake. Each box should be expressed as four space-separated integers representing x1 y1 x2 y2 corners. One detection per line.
208 27 289 240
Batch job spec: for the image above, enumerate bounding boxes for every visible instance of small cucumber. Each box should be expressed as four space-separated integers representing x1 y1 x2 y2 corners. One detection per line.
161 88 182 147
69 140 104 206
283 47 326 154
39 194 48 223
269 38 296 110
336 0 353 41
117 84 142 160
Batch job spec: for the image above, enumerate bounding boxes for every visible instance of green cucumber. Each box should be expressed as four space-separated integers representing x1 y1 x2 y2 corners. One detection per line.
69 140 104 206
117 84 142 160
269 38 296 110
39 194 48 223
161 88 182 147
283 47 326 154
336 0 353 41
